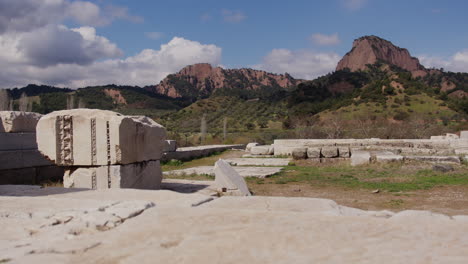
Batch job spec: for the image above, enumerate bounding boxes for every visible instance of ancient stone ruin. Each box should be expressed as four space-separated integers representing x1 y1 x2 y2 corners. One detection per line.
36 109 166 190
247 134 468 166
0 111 63 184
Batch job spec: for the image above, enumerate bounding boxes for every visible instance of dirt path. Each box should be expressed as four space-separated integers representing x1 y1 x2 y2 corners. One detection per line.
250 183 468 216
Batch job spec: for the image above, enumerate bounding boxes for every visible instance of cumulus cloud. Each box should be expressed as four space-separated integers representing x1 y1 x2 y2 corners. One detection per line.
0 0 142 33
310 33 340 46
221 9 246 23
254 49 340 80
0 0 66 33
15 25 122 67
342 0 368 11
0 36 222 88
418 51 468 73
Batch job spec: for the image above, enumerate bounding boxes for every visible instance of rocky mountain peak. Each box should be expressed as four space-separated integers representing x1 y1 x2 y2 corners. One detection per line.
151 63 303 99
336 35 426 76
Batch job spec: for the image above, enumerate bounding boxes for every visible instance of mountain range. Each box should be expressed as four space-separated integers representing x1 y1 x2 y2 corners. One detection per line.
2 35 467 139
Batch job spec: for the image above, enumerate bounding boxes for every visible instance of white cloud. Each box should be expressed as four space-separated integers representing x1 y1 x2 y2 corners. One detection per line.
145 31 164 40
254 49 340 80
0 0 142 32
418 51 468 72
310 33 340 46
221 9 246 23
342 0 368 11
0 36 222 88
14 25 122 67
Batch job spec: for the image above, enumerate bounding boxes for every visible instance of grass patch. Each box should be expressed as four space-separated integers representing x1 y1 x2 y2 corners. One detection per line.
262 163 468 192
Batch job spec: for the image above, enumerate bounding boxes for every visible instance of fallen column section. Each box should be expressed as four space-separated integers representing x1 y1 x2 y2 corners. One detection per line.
36 109 166 190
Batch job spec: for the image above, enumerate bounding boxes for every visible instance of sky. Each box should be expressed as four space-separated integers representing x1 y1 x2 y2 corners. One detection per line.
0 0 468 88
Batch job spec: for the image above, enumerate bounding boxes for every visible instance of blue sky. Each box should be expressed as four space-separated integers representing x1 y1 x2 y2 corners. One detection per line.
0 0 467 88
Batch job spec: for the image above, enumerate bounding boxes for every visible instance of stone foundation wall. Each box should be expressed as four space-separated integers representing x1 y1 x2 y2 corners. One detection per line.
0 111 64 185
273 138 464 156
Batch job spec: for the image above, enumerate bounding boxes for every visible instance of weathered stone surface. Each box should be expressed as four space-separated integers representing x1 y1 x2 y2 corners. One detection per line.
0 149 52 170
307 147 321 159
445 133 459 139
431 135 445 140
0 132 37 151
36 109 166 166
0 111 42 133
461 131 468 139
273 139 454 156
164 166 283 178
338 147 351 158
214 159 251 196
245 142 259 152
292 148 307 160
63 161 162 190
351 150 371 166
404 156 461 164
163 144 244 161
375 153 404 163
225 158 290 166
2 187 468 263
321 147 339 158
250 145 272 155
163 140 177 152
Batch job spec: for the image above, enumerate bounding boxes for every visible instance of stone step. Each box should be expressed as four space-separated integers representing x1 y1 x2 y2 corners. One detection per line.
0 132 37 151
0 150 52 170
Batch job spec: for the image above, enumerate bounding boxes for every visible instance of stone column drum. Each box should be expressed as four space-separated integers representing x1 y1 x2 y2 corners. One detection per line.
37 109 166 190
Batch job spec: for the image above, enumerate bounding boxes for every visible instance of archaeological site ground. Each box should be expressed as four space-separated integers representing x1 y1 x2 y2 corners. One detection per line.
1 27 468 263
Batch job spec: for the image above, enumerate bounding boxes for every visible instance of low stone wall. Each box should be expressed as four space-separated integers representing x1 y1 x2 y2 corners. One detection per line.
163 144 245 162
0 111 63 185
273 138 465 156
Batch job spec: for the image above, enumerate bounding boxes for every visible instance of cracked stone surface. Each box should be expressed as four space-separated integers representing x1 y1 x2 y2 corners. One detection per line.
1 185 468 263
163 166 283 178
224 158 291 166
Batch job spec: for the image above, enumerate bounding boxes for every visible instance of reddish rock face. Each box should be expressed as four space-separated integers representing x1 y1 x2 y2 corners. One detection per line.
336 36 426 75
151 63 302 98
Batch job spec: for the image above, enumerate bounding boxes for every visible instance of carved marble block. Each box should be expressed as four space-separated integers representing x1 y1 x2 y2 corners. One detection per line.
37 109 167 166
64 161 162 190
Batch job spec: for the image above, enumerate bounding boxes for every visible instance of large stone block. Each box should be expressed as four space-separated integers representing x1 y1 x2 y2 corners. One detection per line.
321 147 339 158
0 132 37 151
292 148 307 160
307 147 321 159
214 159 251 196
0 111 42 133
460 131 468 139
64 160 162 190
250 145 272 155
350 150 371 166
0 150 52 170
37 109 166 166
245 142 259 152
338 147 351 158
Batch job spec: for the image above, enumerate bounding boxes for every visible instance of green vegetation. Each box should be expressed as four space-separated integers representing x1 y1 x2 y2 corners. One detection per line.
256 163 468 192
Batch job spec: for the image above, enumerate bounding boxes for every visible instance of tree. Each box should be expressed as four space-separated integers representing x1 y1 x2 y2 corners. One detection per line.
223 117 227 141
19 92 30 112
200 113 207 144
0 89 9 111
67 94 75 109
